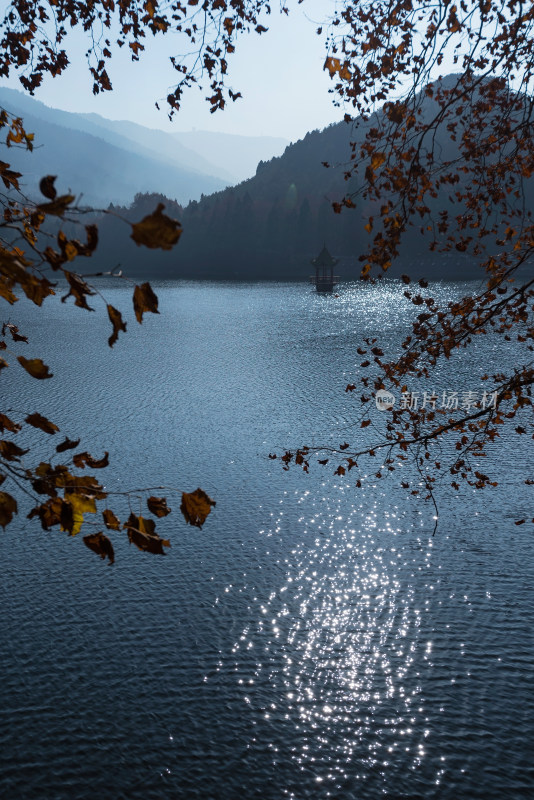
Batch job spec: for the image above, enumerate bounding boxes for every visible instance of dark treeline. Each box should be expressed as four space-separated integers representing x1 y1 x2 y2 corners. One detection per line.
93 77 533 282
95 122 368 280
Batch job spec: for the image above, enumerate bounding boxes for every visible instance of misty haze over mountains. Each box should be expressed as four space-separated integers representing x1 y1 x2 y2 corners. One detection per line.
93 77 499 282
0 87 288 206
3 79 530 282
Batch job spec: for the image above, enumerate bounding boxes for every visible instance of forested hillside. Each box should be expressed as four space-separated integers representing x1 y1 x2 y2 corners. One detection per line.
93 76 533 281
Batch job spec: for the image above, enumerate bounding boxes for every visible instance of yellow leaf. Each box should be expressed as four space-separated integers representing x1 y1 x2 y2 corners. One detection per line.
66 491 97 515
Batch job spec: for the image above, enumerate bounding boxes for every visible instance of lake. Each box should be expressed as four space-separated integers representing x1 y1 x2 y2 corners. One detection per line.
0 280 532 799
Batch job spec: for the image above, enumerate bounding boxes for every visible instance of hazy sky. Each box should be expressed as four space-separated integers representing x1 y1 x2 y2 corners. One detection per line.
1 1 344 142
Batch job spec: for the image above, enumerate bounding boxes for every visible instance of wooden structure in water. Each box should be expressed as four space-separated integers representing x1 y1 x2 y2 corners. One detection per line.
310 245 339 293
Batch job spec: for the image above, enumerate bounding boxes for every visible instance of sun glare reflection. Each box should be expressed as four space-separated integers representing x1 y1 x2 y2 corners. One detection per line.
233 490 438 791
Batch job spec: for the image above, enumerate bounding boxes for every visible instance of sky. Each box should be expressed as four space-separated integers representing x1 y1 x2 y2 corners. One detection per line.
1 1 345 143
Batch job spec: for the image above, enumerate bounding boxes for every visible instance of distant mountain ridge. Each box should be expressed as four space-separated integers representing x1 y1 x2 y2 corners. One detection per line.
0 87 289 206
91 74 534 281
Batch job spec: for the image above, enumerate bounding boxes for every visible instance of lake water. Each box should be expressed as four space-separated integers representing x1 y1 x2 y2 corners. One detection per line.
0 281 532 799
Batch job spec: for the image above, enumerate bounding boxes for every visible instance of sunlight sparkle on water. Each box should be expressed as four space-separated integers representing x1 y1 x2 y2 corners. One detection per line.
231 488 439 789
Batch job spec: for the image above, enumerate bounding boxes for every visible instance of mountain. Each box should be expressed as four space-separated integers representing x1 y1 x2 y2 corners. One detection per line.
171 130 289 184
78 116 288 184
93 121 364 279
91 75 534 282
0 87 230 206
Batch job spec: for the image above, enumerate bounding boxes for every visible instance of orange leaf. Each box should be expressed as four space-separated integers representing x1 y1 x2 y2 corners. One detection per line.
370 152 386 170
324 56 341 77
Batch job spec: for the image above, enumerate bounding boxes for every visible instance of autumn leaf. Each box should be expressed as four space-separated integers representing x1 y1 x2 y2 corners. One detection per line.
180 488 216 528
0 161 22 190
0 491 17 528
83 532 115 564
107 304 126 347
65 491 97 515
0 413 21 433
39 175 57 200
20 273 55 307
370 152 386 170
102 508 121 530
0 277 18 304
324 56 341 77
27 497 69 530
147 495 171 517
130 203 182 250
17 356 53 379
2 322 27 342
60 489 97 536
37 194 75 216
59 474 107 500
0 439 29 461
361 419 372 427
56 437 80 453
62 271 95 310
73 451 109 469
133 282 159 323
124 513 170 555
25 413 59 434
